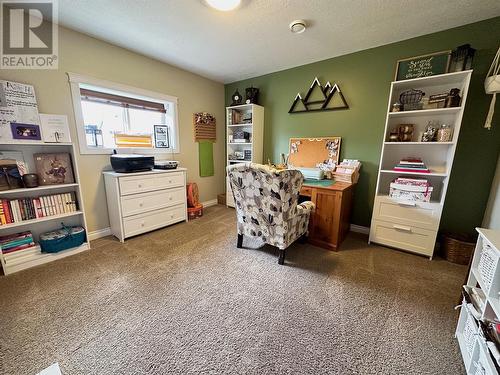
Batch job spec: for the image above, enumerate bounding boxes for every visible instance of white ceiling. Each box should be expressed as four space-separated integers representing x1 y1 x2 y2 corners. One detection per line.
58 0 500 83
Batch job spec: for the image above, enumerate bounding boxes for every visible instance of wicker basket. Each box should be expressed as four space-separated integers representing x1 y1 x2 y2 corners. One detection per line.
441 233 476 265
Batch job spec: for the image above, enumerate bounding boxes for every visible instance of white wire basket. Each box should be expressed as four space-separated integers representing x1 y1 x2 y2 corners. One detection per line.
464 309 478 357
478 244 498 292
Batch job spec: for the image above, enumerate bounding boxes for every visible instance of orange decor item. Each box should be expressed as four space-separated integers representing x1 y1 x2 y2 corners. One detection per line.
186 182 200 208
187 204 203 220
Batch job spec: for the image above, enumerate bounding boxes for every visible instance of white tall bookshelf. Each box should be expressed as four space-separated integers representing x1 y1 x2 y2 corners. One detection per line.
226 104 264 207
0 141 89 275
369 70 472 258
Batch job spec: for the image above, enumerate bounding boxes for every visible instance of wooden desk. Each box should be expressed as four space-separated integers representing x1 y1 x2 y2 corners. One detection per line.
300 181 354 251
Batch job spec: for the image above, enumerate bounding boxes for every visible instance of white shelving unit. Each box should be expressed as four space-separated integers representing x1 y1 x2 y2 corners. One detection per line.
225 104 264 207
0 142 89 275
456 228 500 375
369 70 472 258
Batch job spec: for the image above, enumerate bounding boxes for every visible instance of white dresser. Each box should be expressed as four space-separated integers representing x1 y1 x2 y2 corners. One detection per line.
103 168 187 242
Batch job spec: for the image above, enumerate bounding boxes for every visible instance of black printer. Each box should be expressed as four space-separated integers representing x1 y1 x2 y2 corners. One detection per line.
110 153 154 173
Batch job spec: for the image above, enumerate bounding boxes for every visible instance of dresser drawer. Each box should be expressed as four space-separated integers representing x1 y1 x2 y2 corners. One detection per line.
119 172 184 196
370 219 437 256
372 196 441 231
123 204 186 237
121 187 185 217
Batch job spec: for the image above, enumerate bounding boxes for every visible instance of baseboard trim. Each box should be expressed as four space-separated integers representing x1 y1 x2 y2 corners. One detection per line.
350 224 370 235
88 227 112 241
202 199 218 208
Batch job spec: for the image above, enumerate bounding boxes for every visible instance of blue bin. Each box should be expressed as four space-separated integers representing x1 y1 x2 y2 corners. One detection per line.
40 224 86 253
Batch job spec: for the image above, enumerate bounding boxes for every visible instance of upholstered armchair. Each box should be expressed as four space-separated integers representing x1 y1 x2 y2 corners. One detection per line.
227 163 315 265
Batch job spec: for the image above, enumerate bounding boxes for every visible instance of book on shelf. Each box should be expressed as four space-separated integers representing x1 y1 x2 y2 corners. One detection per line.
0 192 77 225
389 177 433 202
393 157 430 173
0 231 36 255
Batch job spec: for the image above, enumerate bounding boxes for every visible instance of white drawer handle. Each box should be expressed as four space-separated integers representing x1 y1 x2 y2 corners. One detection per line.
141 221 145 227
139 202 143 207
169 197 173 201
398 201 416 207
170 214 175 219
138 184 142 188
393 224 412 233
168 180 172 183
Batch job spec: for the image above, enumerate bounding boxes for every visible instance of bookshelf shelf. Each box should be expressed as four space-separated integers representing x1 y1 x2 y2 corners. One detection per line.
388 107 461 118
0 183 79 196
0 142 89 276
226 104 264 208
383 141 454 145
1 242 89 275
0 211 84 230
369 70 472 258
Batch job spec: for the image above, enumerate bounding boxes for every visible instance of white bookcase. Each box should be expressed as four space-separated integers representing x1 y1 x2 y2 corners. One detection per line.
456 228 500 375
0 141 89 275
369 70 472 258
226 104 264 207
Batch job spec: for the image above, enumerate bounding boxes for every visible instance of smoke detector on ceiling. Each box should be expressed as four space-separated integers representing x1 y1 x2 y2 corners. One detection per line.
289 20 307 34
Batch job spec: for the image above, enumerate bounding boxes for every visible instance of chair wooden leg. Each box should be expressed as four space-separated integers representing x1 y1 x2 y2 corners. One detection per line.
278 249 285 265
237 233 243 248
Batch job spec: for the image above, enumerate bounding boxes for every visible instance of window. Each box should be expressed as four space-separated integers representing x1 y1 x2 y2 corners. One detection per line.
68 73 179 154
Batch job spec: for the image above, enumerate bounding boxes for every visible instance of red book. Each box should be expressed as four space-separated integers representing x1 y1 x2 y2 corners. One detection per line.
393 167 431 173
2 199 12 224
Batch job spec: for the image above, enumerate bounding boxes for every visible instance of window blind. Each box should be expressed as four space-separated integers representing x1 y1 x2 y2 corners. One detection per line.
80 88 166 113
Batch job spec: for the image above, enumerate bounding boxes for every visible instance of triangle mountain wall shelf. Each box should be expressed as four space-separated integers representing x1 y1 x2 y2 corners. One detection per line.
288 77 349 113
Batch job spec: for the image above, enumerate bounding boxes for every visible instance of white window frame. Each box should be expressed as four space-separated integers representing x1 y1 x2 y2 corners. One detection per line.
67 72 180 155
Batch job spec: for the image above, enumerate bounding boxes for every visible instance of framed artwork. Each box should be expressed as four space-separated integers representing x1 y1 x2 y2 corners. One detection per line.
288 137 341 175
395 51 451 81
10 123 42 140
154 125 170 148
0 160 23 190
34 153 75 185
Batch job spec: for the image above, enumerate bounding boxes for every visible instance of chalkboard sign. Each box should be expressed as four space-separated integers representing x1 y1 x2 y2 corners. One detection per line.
395 51 451 81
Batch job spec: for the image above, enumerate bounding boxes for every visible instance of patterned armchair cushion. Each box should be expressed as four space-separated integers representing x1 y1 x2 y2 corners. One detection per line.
227 163 315 250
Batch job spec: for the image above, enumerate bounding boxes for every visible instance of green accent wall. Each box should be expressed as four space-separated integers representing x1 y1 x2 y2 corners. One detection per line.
225 17 500 235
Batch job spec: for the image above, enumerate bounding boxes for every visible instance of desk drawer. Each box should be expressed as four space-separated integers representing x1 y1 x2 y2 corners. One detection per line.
119 172 184 195
372 196 441 231
121 187 185 217
370 219 437 256
300 187 313 197
123 204 186 237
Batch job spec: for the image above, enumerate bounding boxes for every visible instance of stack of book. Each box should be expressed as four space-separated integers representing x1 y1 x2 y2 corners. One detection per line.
389 177 433 202
0 192 77 225
393 158 430 173
0 231 36 254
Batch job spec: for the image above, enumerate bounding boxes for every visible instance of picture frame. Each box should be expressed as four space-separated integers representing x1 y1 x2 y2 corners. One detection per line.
39 114 71 143
34 153 75 185
154 125 170 148
10 123 42 140
394 50 451 81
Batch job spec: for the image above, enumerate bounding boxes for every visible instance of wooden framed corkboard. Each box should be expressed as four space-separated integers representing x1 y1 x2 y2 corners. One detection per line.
288 137 341 170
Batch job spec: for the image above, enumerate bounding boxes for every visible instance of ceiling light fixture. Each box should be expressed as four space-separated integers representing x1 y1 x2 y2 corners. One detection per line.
289 19 307 34
205 0 241 11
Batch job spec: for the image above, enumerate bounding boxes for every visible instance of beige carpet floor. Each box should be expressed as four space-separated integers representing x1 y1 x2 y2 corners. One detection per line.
0 205 467 374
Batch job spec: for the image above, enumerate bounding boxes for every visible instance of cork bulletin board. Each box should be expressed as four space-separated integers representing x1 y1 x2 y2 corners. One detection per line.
288 137 341 171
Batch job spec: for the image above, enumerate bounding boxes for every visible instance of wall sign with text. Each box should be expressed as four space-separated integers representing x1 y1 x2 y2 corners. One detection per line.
395 51 451 81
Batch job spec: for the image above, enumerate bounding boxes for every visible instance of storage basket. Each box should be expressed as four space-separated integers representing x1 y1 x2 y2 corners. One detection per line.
40 224 86 253
187 204 203 220
479 244 498 292
463 307 478 357
441 233 475 265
